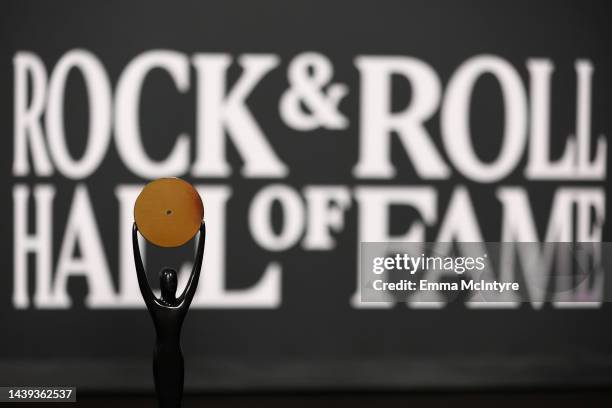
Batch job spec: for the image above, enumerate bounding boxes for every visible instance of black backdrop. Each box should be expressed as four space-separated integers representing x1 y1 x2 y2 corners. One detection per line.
1 0 612 392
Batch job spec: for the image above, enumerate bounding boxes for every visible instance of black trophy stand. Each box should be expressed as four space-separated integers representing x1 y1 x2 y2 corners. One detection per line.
132 222 205 408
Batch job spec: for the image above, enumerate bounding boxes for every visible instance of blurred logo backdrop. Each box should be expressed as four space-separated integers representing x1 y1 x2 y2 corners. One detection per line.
1 0 611 392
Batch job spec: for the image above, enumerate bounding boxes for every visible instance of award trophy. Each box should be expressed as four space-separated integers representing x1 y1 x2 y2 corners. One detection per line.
132 178 205 408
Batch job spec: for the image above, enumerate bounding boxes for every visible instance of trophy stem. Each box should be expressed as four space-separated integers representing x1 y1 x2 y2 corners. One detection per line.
132 221 206 408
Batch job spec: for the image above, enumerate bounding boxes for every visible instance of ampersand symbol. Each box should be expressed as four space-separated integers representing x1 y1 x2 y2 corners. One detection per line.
280 52 349 131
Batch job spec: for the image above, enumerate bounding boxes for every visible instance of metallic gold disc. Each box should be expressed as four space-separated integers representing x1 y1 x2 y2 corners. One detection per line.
134 178 204 248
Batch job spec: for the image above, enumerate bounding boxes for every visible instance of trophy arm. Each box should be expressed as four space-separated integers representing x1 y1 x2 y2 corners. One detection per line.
179 222 206 307
132 222 157 307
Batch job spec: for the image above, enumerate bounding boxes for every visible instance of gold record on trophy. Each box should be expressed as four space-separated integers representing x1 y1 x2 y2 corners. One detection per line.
134 178 204 248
